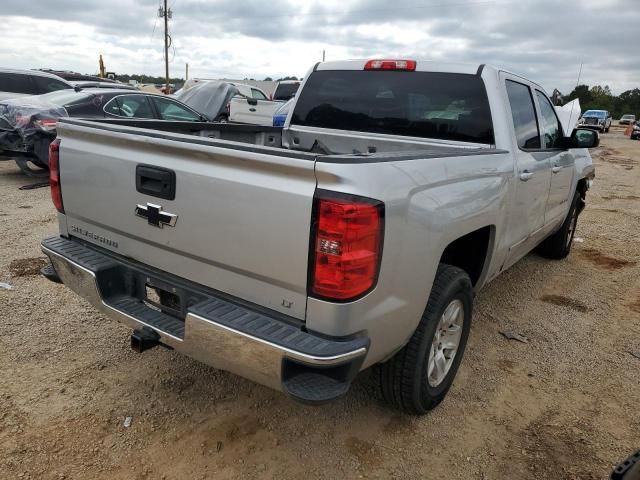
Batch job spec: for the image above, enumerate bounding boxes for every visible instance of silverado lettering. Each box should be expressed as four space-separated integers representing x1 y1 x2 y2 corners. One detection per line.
70 225 118 248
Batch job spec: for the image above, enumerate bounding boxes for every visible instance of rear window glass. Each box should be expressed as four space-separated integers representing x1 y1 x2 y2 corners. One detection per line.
0 72 37 95
291 71 494 144
273 82 299 101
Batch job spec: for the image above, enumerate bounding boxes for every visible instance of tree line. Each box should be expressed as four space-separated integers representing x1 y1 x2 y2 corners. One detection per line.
113 74 300 87
562 85 640 119
115 74 185 85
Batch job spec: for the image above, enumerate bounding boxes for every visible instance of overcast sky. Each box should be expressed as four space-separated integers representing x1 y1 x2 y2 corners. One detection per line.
1 0 637 94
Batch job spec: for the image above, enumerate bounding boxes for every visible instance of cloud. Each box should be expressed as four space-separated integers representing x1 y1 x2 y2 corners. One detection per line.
1 0 638 93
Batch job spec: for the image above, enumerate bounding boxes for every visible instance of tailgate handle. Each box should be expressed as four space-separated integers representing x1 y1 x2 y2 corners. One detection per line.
136 165 176 200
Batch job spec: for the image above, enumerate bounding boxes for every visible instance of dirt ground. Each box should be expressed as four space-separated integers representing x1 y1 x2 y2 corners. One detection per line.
1 130 639 480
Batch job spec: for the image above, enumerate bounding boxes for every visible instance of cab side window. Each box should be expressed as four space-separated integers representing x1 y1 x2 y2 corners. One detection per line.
116 95 155 118
505 80 540 149
535 91 564 149
0 73 38 95
251 88 267 100
104 97 122 116
151 96 200 121
34 76 70 93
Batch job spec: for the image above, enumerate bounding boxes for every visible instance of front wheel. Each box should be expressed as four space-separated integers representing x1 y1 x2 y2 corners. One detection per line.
538 190 582 259
379 264 473 414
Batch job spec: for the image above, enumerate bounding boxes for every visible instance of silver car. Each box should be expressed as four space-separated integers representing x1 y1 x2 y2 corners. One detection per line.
578 109 612 133
0 68 72 101
619 114 636 125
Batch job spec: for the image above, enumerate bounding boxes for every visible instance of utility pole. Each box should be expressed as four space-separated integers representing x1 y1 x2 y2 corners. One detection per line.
185 63 189 80
322 50 325 62
159 0 172 94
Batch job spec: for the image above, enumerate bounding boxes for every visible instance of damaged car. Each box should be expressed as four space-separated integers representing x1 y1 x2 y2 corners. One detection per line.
0 88 207 175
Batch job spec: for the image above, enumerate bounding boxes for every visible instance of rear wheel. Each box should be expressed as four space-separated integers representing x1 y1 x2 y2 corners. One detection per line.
14 157 49 178
379 264 473 414
538 190 582 259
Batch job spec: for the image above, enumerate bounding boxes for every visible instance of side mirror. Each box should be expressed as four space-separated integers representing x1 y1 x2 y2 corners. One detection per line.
247 98 258 106
568 128 599 149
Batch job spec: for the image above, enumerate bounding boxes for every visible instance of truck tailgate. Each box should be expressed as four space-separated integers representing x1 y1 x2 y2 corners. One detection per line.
229 97 282 126
56 121 317 319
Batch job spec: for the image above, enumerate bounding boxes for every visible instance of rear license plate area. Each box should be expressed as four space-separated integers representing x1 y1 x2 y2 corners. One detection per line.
142 278 183 318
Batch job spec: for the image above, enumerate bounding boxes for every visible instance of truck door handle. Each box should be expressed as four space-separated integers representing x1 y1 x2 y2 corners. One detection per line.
519 171 534 181
249 108 256 112
551 166 562 173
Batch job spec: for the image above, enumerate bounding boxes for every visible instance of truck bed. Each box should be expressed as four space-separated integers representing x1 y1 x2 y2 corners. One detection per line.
53 117 507 323
63 118 505 163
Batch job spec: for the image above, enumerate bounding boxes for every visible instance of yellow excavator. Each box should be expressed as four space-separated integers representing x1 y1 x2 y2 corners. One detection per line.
99 54 106 79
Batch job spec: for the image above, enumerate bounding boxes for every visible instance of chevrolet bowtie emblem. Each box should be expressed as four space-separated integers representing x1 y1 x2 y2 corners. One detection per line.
135 203 178 228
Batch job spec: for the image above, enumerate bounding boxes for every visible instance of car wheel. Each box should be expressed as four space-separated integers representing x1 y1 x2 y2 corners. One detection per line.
379 264 473 414
538 190 582 260
605 127 610 133
14 157 49 178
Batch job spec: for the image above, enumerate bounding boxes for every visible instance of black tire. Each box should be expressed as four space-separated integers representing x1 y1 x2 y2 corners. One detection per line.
605 127 610 133
538 190 582 259
379 264 473 414
14 158 49 178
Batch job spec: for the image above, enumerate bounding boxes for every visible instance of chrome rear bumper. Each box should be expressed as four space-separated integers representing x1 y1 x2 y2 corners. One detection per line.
42 236 368 403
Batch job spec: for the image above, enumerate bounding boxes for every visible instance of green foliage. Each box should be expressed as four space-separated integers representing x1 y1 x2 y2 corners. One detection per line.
114 74 185 87
565 84 640 118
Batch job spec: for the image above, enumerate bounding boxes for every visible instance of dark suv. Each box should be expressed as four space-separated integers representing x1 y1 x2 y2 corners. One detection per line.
0 68 72 101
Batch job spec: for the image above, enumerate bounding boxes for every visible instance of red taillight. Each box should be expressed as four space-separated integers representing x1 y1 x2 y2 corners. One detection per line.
364 59 416 71
310 192 384 301
49 139 63 213
35 118 58 131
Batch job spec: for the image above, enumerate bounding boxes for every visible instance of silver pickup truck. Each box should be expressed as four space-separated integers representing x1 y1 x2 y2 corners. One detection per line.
41 60 597 414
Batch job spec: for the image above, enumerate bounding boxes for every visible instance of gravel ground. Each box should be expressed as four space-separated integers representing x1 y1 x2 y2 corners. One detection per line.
1 131 639 479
